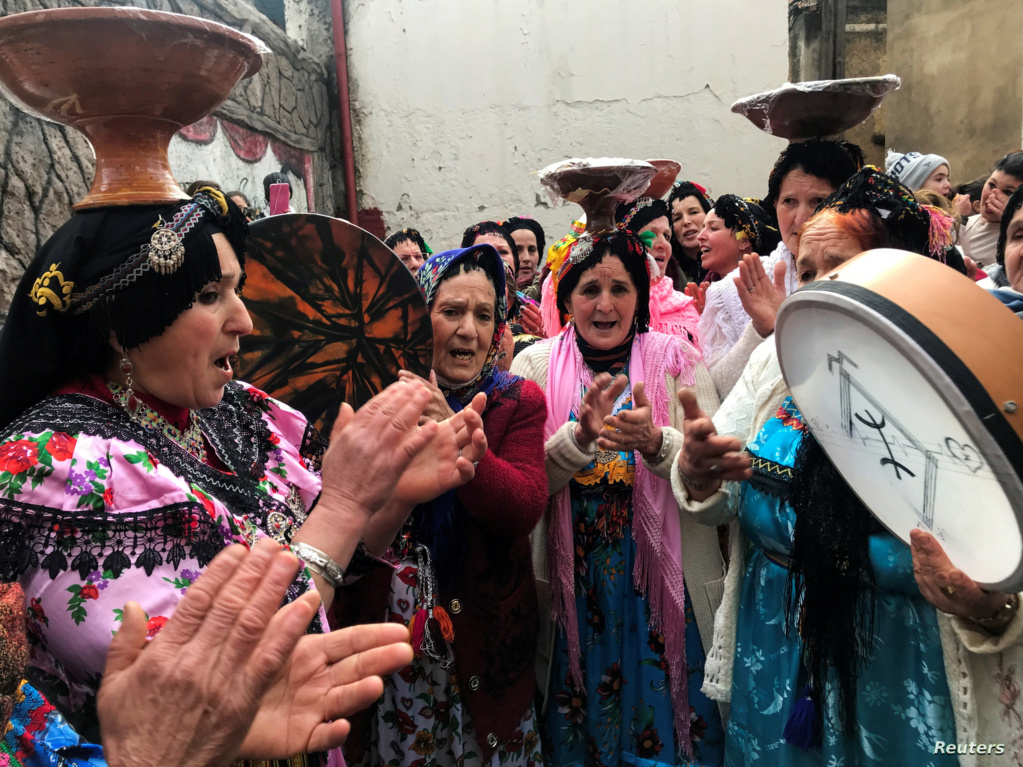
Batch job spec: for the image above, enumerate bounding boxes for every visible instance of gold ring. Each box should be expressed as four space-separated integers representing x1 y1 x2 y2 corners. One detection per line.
941 585 956 598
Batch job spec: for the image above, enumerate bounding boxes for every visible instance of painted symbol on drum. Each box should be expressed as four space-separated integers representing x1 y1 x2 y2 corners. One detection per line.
944 438 985 474
830 351 938 528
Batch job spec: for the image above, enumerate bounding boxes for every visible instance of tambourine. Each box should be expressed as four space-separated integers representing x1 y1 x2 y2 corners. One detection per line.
776 249 1023 591
235 214 433 435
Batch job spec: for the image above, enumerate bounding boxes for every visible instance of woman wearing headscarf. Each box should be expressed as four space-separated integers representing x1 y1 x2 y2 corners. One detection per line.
506 216 547 292
617 197 702 345
512 231 725 766
0 188 482 766
694 195 780 398
667 181 714 287
674 167 1022 766
340 243 549 766
385 227 432 274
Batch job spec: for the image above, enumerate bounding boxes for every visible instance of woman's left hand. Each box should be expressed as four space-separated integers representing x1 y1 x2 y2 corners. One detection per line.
911 529 1010 620
518 302 545 337
398 369 456 423
238 623 414 758
598 381 662 458
735 253 787 338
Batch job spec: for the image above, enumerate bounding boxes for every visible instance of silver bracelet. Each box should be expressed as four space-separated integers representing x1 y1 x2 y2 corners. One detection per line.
642 429 672 465
291 542 346 589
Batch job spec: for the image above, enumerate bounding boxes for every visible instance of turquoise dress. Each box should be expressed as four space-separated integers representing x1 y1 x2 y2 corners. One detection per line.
544 376 725 767
725 398 959 767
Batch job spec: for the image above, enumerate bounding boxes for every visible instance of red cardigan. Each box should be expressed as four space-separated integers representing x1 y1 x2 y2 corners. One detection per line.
335 376 548 761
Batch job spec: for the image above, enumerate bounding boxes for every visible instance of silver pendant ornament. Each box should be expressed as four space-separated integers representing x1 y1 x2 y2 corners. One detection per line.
148 226 186 274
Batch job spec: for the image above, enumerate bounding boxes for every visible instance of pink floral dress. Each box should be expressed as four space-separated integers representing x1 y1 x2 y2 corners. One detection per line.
0 379 332 765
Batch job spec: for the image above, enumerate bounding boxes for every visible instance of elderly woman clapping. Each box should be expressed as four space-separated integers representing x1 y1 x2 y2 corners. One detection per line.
673 167 1021 766
0 189 484 766
512 230 726 765
341 243 549 767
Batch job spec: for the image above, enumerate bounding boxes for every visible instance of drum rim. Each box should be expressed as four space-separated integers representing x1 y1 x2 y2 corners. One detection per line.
778 282 1023 591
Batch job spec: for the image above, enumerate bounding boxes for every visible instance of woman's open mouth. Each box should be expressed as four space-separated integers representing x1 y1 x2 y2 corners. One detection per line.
450 349 475 361
592 320 617 331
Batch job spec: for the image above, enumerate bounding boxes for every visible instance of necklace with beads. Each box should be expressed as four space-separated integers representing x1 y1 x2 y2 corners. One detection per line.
107 381 208 463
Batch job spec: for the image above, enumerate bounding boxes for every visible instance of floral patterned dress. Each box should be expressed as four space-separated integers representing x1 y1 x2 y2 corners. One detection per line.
2 680 105 766
544 377 725 766
353 551 544 767
0 380 330 765
726 398 959 767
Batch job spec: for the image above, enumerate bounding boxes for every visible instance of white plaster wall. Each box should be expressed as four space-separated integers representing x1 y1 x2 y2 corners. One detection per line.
344 0 790 251
168 131 309 213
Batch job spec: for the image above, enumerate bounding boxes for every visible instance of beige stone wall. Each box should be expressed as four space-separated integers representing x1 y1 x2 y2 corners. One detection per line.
887 0 1023 186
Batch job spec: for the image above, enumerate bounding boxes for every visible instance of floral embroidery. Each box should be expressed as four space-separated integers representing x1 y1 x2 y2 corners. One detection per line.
146 615 168 639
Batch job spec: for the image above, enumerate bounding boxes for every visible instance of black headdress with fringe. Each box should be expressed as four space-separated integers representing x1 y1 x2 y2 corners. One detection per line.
712 194 781 255
0 188 248 430
615 197 670 234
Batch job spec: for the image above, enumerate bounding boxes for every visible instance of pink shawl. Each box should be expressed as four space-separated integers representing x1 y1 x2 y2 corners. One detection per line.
543 324 697 756
649 275 701 345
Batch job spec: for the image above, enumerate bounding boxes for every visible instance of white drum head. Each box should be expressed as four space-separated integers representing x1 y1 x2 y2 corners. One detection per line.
776 282 1023 591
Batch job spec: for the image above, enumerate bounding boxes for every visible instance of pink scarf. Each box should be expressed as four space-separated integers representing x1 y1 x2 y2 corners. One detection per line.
649 275 701 346
543 325 697 757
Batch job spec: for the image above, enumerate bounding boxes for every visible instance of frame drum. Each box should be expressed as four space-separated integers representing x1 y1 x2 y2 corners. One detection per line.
776 249 1023 591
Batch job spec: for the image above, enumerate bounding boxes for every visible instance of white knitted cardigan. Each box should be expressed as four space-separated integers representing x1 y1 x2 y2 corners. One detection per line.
671 338 1023 766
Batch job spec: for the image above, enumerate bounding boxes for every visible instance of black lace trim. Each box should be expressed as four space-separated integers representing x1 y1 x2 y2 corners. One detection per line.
746 448 795 501
0 383 307 580
300 421 326 473
0 500 223 582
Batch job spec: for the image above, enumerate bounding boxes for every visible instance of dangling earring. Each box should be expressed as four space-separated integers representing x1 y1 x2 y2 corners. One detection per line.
119 348 137 413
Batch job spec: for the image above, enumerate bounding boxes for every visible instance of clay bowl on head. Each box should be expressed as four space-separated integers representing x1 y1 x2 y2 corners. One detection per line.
538 158 657 235
644 159 681 200
0 7 265 210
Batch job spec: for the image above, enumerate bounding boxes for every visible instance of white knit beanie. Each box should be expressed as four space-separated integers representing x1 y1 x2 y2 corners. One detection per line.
885 149 950 191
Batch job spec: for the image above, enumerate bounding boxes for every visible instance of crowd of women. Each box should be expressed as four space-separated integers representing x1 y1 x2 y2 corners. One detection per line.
0 139 1020 767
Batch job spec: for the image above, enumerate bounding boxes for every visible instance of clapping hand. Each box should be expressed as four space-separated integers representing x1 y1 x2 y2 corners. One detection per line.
599 381 662 459
676 389 751 501
684 281 710 314
575 373 629 446
519 301 545 337
735 253 787 337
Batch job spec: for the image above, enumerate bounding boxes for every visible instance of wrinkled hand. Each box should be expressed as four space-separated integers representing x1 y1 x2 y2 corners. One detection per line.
99 540 322 767
576 373 629 445
599 381 662 458
684 281 709 314
319 381 437 521
910 529 1010 621
239 622 413 758
953 193 974 218
735 253 787 337
676 389 750 500
394 393 488 506
397 370 456 423
519 301 545 337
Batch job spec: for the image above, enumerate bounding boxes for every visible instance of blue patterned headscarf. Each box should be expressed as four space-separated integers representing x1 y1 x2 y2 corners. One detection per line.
415 244 511 408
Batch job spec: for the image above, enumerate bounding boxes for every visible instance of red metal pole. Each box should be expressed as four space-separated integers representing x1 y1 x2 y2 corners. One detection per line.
330 0 358 225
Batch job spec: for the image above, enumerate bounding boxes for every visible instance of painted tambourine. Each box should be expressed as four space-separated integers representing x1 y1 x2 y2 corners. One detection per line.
776 249 1023 591
235 214 433 435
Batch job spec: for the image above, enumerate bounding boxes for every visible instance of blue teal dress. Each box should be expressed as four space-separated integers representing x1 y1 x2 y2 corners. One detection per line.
544 377 725 767
725 398 959 767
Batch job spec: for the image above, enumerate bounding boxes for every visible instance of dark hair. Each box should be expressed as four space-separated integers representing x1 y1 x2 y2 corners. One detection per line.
555 232 651 333
504 217 547 261
711 195 781 255
764 139 865 214
994 151 1023 181
615 198 670 234
667 181 712 215
997 185 1023 267
225 190 250 207
460 221 518 273
185 179 222 196
385 227 429 254
262 172 292 205
952 175 987 203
